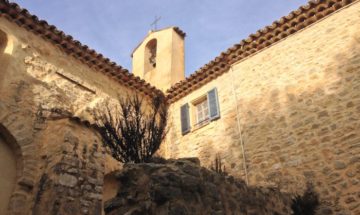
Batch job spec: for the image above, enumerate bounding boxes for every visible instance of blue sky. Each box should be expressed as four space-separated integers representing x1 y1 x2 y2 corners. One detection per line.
12 0 308 76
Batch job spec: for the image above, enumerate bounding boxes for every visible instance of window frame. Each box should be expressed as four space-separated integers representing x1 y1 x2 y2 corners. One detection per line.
180 87 221 135
192 96 210 128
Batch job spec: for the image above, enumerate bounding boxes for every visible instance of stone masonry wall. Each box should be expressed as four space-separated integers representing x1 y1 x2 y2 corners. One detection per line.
32 119 104 215
0 15 143 214
164 2 360 214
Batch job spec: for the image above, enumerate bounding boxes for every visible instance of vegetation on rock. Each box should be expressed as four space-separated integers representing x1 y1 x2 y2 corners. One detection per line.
104 158 322 215
210 153 227 176
104 158 294 215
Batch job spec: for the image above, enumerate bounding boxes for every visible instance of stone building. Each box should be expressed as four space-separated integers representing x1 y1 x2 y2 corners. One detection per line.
0 0 359 214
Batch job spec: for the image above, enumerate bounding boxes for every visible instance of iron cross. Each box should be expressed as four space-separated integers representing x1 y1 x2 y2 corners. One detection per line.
150 16 161 31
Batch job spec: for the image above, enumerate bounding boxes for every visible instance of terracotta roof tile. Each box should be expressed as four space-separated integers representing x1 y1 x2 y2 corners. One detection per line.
166 0 358 103
173 26 186 38
0 0 163 98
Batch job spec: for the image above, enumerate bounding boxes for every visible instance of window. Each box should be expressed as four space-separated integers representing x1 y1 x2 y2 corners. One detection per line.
180 88 220 135
194 97 209 126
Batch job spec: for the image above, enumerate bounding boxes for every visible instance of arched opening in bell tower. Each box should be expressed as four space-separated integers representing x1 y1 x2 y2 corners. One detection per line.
144 38 157 74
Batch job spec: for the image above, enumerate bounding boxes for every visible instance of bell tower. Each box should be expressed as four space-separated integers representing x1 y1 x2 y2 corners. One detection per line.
131 27 185 92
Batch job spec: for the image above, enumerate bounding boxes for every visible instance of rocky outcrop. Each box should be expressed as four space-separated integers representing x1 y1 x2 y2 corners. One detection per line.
105 158 292 215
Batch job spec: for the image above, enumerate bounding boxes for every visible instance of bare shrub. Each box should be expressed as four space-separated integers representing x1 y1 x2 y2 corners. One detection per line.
291 183 320 215
210 153 227 176
94 95 168 163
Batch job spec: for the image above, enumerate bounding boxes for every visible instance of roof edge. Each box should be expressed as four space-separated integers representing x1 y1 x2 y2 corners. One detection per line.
0 0 164 98
166 0 359 103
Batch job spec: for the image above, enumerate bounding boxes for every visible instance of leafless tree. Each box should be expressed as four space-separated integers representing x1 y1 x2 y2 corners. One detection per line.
94 95 168 163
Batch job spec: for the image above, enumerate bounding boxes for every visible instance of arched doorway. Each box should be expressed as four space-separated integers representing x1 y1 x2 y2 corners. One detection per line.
0 132 17 214
102 173 119 215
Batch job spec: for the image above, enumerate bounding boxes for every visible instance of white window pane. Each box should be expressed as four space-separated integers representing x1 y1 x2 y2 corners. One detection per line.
195 98 209 124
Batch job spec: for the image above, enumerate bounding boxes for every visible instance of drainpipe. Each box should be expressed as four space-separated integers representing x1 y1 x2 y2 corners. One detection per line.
229 64 249 185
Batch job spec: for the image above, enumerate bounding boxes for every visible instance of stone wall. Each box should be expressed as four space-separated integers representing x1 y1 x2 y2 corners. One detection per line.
32 119 105 215
164 2 360 214
0 15 144 214
105 158 293 215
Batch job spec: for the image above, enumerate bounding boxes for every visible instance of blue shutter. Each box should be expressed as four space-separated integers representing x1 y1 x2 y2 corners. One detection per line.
180 103 190 135
207 88 220 121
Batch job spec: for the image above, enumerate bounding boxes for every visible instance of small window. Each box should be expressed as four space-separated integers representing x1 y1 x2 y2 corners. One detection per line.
194 97 209 127
180 88 220 135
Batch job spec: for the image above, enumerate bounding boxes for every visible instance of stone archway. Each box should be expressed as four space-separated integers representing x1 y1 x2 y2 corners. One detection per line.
0 122 35 215
102 173 119 215
0 128 18 214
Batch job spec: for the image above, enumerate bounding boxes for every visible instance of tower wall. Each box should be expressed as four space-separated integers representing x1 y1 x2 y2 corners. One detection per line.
132 28 185 92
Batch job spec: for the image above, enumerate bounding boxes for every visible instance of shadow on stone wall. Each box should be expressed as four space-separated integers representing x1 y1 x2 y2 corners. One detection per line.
0 27 106 214
32 119 104 215
0 29 42 214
